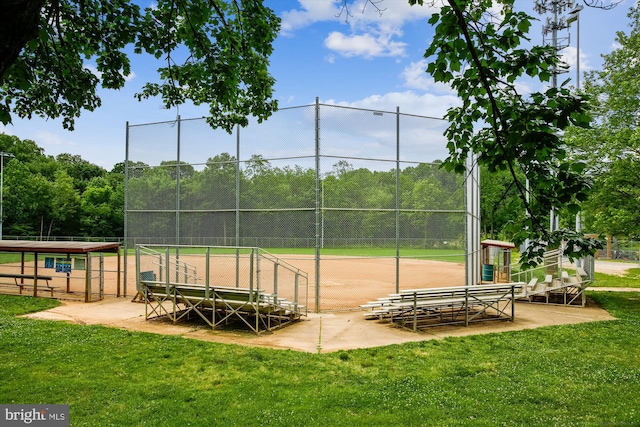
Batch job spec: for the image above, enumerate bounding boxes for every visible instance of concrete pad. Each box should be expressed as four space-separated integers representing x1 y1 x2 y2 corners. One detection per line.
21 296 617 353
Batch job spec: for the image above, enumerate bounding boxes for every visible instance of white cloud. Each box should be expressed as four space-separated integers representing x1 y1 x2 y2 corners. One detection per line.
85 64 103 80
34 131 75 148
280 0 434 59
125 71 137 82
318 91 460 163
323 90 460 119
344 0 435 27
280 0 343 34
560 46 591 73
324 30 406 58
400 59 455 94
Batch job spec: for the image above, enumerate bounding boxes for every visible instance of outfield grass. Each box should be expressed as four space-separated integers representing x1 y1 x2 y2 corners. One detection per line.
1 288 639 425
134 245 467 263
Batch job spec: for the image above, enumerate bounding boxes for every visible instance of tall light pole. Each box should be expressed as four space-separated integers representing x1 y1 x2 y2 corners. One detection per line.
569 4 583 266
0 151 15 240
568 5 583 90
534 0 572 234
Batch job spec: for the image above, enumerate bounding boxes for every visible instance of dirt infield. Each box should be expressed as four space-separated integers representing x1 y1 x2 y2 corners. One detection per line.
102 254 466 310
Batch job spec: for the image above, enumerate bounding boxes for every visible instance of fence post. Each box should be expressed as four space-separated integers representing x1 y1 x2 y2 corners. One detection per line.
176 116 181 246
314 97 321 312
396 106 401 294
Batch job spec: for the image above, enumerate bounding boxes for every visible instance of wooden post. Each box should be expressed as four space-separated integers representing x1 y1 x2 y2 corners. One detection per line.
33 252 38 298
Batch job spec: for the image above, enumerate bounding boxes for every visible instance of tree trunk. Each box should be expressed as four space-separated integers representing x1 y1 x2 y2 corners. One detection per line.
0 0 45 81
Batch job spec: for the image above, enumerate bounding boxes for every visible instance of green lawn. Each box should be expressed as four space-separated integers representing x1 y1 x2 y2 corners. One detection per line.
1 286 640 426
265 247 465 261
590 268 640 288
134 245 467 263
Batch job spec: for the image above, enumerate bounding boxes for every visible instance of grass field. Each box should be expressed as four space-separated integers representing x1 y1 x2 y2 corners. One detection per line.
134 245 467 263
1 286 639 425
591 268 640 288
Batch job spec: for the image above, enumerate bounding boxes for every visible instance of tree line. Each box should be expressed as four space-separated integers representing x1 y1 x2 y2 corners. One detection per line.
0 133 123 238
126 155 467 247
1 133 467 245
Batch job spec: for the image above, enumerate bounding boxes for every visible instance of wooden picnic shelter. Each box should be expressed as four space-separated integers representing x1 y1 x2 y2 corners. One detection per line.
0 240 121 302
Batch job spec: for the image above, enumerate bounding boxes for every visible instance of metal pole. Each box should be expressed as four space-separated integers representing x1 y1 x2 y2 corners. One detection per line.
570 4 583 267
1 155 4 241
314 97 321 312
321 178 324 249
176 115 181 246
236 124 241 247
236 124 241 284
124 121 129 297
569 5 583 90
576 9 581 89
395 106 400 294
0 151 15 240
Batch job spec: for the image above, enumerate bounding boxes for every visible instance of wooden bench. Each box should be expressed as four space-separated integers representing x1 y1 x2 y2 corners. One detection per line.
361 283 522 331
0 273 57 296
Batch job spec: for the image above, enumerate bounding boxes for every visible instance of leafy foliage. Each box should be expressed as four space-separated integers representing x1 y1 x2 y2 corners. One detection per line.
0 0 280 132
411 0 601 267
128 156 466 247
568 4 640 239
0 133 123 237
480 165 525 239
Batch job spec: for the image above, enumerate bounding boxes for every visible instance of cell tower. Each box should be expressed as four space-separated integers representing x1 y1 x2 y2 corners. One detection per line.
533 0 623 89
533 0 574 88
532 0 622 236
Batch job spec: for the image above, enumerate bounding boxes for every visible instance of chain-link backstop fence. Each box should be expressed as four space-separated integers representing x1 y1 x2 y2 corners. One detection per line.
125 99 479 311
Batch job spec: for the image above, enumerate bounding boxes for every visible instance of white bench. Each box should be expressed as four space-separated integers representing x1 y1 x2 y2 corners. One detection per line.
523 269 590 305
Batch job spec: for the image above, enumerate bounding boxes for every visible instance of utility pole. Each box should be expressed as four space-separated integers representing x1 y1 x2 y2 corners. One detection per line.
534 0 573 91
0 151 15 240
533 0 574 234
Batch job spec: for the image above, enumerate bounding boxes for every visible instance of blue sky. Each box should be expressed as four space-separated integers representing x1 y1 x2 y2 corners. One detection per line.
1 0 636 170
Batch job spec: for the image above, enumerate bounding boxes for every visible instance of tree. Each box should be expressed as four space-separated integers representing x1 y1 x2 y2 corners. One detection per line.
582 159 640 238
50 169 82 236
56 153 107 193
411 0 601 266
4 160 54 236
80 177 120 237
0 133 56 177
159 160 195 181
0 0 280 132
568 4 640 239
479 165 526 239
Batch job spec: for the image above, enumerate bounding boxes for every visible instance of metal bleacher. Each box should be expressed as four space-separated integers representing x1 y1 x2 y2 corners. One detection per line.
136 245 308 334
361 282 523 331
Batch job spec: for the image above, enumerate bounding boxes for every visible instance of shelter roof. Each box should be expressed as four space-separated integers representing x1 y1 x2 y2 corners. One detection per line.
0 240 120 254
480 239 516 249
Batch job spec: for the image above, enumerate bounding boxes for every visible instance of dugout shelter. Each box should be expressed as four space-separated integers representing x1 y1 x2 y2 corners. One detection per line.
0 240 121 302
